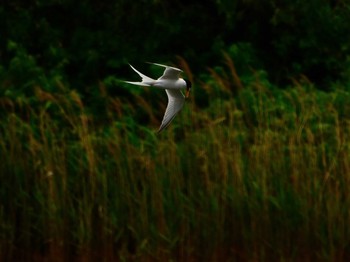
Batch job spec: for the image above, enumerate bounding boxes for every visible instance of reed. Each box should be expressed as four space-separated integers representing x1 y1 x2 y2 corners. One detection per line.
0 60 349 261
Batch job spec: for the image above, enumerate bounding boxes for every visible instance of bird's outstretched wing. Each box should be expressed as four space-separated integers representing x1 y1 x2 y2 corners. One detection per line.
147 62 183 80
158 89 185 133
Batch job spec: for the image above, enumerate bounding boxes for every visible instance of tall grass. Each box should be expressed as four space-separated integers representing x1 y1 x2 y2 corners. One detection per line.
0 61 350 261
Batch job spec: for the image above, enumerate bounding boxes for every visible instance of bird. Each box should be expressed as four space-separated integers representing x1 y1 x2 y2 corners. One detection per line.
123 62 192 132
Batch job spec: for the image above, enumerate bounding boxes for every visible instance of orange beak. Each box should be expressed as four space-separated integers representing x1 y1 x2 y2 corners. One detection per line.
185 88 191 98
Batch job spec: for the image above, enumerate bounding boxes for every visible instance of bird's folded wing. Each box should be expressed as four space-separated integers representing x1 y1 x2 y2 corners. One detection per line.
158 89 185 132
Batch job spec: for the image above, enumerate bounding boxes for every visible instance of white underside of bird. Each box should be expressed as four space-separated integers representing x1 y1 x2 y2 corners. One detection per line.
123 62 191 132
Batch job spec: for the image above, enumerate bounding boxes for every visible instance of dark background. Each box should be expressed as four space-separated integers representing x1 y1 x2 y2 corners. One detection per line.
1 0 350 95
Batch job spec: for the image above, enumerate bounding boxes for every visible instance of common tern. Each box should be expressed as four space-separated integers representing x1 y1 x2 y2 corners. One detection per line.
123 62 192 132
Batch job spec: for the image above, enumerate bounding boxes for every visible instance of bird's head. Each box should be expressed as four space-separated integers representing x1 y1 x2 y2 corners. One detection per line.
184 79 192 98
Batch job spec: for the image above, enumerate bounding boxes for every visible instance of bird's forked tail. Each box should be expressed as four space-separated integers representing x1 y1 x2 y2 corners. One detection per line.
124 64 155 86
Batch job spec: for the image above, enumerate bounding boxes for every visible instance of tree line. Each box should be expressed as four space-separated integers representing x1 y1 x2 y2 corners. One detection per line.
1 0 349 94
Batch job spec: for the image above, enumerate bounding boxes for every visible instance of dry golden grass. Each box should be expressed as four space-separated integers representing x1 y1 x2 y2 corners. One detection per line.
1 61 350 261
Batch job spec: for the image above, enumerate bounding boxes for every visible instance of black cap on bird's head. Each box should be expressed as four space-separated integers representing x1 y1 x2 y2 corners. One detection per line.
184 79 192 98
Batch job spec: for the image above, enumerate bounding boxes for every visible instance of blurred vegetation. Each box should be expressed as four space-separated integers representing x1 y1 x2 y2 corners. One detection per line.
2 0 350 92
1 0 350 261
1 61 350 260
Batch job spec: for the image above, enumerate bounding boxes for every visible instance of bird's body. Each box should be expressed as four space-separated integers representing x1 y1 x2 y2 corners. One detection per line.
123 63 192 132
153 78 187 89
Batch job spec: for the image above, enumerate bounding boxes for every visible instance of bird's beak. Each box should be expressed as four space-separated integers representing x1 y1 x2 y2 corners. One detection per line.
185 88 191 98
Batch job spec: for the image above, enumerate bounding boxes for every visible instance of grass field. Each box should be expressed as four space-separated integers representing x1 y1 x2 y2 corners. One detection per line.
1 61 350 261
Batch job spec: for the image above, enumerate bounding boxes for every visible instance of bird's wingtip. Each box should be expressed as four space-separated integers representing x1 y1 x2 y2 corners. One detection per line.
146 62 168 68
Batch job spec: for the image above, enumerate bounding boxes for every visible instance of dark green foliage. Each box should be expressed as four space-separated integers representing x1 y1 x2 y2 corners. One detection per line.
267 0 350 87
2 0 350 93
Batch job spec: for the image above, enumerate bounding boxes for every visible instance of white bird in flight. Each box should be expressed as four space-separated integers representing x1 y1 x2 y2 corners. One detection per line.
123 62 192 132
